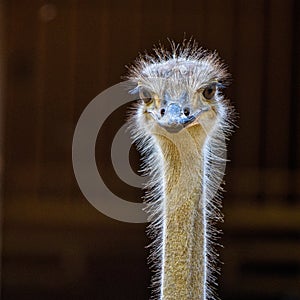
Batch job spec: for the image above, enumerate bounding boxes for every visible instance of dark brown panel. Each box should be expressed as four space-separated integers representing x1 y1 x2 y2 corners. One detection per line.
4 0 43 199
36 1 77 201
263 0 293 168
233 0 265 168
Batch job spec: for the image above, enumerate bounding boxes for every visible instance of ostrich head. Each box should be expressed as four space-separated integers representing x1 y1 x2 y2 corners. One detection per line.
128 43 230 137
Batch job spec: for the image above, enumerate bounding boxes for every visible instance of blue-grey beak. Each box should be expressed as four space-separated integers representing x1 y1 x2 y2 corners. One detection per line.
156 103 208 133
156 103 193 133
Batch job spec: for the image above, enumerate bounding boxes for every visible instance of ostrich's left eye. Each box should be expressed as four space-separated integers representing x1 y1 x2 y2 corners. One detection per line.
139 87 153 104
202 85 216 100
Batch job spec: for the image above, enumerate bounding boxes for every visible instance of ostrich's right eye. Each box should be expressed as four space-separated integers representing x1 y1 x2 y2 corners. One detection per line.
139 87 153 104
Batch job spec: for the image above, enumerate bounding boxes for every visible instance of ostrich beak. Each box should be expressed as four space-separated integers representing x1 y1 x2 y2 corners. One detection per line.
155 103 209 133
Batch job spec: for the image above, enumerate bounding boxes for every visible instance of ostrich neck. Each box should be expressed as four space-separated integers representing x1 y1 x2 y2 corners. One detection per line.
157 125 207 300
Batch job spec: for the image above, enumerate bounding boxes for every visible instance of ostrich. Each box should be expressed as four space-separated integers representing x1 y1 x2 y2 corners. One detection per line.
127 41 234 300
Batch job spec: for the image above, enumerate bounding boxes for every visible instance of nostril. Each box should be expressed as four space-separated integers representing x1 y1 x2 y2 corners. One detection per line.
183 107 190 116
160 108 165 116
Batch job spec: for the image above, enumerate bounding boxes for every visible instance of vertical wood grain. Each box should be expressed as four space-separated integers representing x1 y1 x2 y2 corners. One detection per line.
233 0 265 168
230 0 265 204
4 0 42 199
0 0 5 294
262 0 293 204
36 1 77 201
263 0 293 169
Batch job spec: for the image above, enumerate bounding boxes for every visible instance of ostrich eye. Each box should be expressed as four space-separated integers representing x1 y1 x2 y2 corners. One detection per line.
139 87 153 104
202 85 216 100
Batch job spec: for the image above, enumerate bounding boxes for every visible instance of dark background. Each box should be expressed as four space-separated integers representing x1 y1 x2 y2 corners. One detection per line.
1 0 300 299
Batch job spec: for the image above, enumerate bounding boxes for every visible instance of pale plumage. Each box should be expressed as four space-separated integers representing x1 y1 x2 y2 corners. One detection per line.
127 40 234 300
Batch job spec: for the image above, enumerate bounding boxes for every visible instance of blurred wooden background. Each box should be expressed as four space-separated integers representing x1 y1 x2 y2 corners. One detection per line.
1 0 300 299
